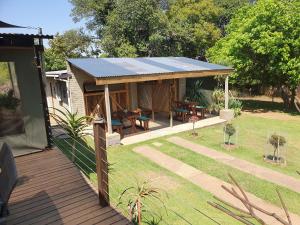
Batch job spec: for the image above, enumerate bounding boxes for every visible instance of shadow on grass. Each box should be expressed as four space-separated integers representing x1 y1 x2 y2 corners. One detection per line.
53 137 97 183
241 99 299 116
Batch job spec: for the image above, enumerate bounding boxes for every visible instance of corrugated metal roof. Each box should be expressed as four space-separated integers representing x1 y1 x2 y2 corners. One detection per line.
67 57 232 78
46 70 71 79
0 33 53 39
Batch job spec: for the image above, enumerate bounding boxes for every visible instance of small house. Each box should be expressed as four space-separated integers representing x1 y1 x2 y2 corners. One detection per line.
60 57 233 145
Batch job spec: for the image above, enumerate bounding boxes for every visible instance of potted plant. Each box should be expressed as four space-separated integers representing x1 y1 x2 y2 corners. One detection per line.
223 123 236 148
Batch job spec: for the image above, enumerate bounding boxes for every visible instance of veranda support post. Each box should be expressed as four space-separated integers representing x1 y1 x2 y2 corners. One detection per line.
93 120 109 207
225 75 229 110
105 84 113 134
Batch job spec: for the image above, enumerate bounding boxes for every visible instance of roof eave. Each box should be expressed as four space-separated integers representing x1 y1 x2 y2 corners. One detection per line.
95 69 233 85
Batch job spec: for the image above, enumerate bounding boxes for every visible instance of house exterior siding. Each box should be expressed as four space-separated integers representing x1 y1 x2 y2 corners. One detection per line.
68 64 94 116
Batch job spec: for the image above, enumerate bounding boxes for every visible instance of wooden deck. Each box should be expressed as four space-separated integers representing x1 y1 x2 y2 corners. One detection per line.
7 149 131 225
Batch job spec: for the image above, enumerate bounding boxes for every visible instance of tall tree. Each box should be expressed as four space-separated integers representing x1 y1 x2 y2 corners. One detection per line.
167 0 222 59
100 0 175 57
213 0 250 35
207 0 300 108
70 0 115 37
44 29 92 71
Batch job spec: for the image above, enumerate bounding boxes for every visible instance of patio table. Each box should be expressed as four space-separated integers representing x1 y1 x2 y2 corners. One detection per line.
118 111 139 134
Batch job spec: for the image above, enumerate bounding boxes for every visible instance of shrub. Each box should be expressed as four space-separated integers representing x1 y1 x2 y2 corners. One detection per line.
229 98 243 117
208 89 243 117
224 123 236 145
0 89 20 110
269 133 286 161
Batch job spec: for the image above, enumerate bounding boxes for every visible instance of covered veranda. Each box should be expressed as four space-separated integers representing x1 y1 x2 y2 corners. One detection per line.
67 57 233 145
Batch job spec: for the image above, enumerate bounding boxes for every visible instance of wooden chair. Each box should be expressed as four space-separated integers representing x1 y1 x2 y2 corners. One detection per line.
173 101 189 122
111 119 124 138
134 109 150 131
195 105 206 119
0 142 18 221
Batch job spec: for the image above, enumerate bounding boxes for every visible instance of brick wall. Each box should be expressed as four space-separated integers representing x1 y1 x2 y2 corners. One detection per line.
68 63 94 116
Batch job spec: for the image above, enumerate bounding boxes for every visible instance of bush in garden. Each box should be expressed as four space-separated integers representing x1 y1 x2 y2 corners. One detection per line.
224 123 236 145
209 89 243 117
269 133 286 162
229 98 243 117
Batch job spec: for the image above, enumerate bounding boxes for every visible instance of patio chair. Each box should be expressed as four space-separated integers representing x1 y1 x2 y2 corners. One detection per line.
0 142 18 221
195 105 206 119
173 101 189 122
137 115 150 131
134 108 150 131
111 119 124 138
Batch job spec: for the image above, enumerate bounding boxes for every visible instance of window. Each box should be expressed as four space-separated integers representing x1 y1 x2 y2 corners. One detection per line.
0 62 24 137
55 81 68 105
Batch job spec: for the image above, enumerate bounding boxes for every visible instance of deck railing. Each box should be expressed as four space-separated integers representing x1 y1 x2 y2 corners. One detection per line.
51 122 222 225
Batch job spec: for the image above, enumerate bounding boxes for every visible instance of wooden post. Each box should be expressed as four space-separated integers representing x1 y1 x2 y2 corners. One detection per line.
225 75 229 110
169 82 173 127
104 84 113 134
151 83 155 121
93 120 109 207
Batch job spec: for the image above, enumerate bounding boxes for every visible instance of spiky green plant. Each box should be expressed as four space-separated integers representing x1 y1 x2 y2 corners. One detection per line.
51 107 91 162
118 180 166 225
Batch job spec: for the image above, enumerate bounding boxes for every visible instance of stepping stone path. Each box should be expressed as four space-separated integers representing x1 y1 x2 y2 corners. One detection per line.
152 142 163 147
168 136 300 193
134 145 300 225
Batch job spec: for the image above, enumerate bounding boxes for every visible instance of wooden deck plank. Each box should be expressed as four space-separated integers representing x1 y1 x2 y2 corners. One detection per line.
7 149 130 225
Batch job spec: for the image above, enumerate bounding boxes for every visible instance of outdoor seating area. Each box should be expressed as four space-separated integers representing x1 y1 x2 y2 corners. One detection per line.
173 101 207 122
107 102 208 139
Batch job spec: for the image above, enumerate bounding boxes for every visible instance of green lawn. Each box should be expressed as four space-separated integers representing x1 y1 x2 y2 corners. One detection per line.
178 114 300 178
53 110 300 224
153 139 300 215
53 137 246 225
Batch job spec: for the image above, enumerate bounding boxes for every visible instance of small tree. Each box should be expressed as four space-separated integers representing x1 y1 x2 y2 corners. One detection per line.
118 181 165 225
224 123 236 145
189 115 199 136
51 107 91 162
269 133 286 162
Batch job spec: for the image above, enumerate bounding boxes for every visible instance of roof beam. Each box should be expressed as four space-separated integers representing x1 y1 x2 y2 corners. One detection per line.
95 69 233 85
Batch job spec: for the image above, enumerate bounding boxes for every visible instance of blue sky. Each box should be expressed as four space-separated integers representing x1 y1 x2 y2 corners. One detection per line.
0 0 85 36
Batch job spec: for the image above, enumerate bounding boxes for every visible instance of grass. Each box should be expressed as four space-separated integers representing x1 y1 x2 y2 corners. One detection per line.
240 98 300 116
52 102 300 224
178 114 300 178
53 137 251 224
153 139 300 215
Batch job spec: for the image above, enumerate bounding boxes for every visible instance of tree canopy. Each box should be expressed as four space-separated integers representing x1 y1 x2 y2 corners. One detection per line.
69 0 245 58
207 0 300 106
44 29 93 71
100 0 173 57
167 0 222 59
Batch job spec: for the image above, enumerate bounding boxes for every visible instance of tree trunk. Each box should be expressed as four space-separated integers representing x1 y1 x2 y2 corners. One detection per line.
281 86 296 109
273 148 277 161
138 198 141 225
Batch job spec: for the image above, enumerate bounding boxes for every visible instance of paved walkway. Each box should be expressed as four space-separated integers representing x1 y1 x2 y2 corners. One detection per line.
134 146 300 225
121 117 225 145
167 136 300 193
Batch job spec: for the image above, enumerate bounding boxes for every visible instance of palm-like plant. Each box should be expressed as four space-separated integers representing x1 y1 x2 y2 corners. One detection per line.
118 180 166 225
51 107 91 162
